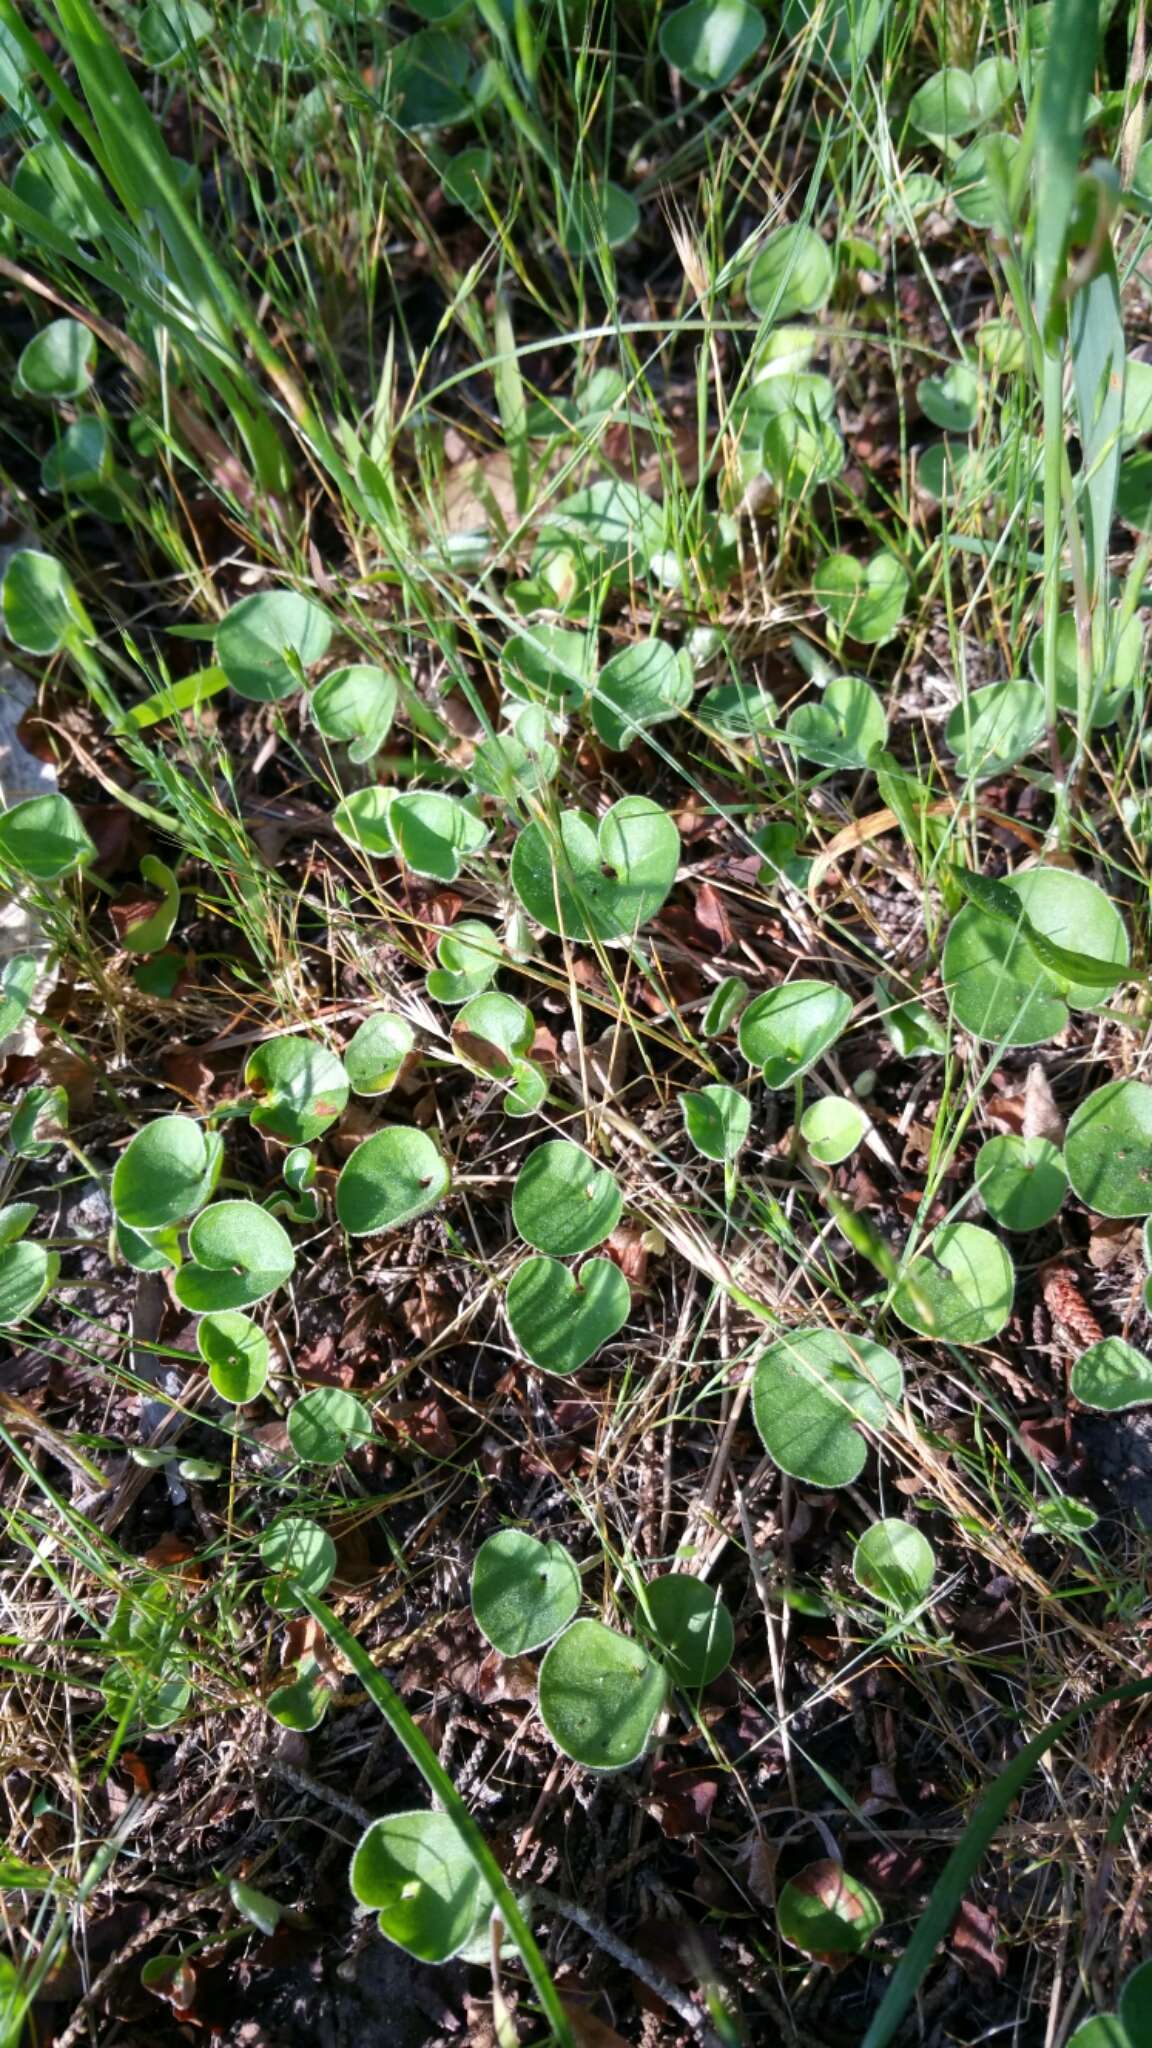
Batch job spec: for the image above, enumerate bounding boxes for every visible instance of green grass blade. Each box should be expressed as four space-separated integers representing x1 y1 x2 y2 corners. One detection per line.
295 1588 575 2048
861 1675 1152 2048
1032 0 1099 340
1070 241 1124 609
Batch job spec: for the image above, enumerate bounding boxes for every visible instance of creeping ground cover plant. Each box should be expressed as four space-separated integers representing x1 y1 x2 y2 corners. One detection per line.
6 0 1152 2039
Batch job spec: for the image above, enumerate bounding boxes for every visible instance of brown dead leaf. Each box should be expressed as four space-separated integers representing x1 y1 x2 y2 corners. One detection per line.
558 2004 631 2048
1088 1218 1141 1272
694 881 733 948
646 1765 720 1837
950 1899 1005 1981
160 1045 215 1104
1022 1061 1063 1143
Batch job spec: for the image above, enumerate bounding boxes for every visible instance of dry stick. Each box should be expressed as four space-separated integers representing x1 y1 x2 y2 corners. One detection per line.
528 1886 728 2048
734 1480 798 1811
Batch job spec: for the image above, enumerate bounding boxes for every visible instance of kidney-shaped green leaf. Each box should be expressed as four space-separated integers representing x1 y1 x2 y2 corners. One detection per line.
344 1012 415 1095
216 590 333 701
891 1221 1014 1345
470 1528 582 1654
336 1126 450 1236
853 1518 936 1607
197 1309 270 1403
659 0 765 90
1066 1080 1152 1218
943 867 1129 1047
112 1115 223 1230
511 796 680 943
639 1574 734 1687
538 1618 666 1770
591 638 694 750
0 1241 58 1326
777 1859 883 1958
15 317 97 400
287 1385 372 1464
752 1326 903 1486
173 1200 295 1311
245 1035 349 1144
512 1141 622 1257
739 979 852 1087
506 1254 630 1373
350 1812 485 1964
0 794 94 882
1070 1337 1152 1411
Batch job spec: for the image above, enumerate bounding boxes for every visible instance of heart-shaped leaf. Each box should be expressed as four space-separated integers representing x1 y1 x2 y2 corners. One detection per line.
591 638 694 749
454 992 546 1115
470 711 559 798
501 626 596 711
173 1201 295 1311
1027 609 1143 729
41 416 113 493
115 1219 182 1272
197 1310 270 1403
739 980 852 1087
537 1619 666 1770
0 1203 35 1248
1067 1081 1152 1217
0 1241 58 1326
512 1141 622 1257
336 1126 450 1236
975 1135 1067 1231
682 1084 750 1162
946 680 1046 778
506 1255 630 1373
215 590 333 701
267 1654 330 1731
138 0 213 64
470 1528 582 1652
1 547 93 654
344 1013 415 1095
335 789 488 881
510 796 680 942
777 1860 883 1959
558 181 639 255
785 678 887 767
942 867 1129 1047
800 1095 866 1165
15 317 97 400
0 794 95 881
245 1035 349 1143
112 1115 223 1229
812 553 909 645
752 1327 903 1486
1070 1337 1152 1411
426 920 502 1004
386 26 472 127
747 224 834 322
350 1812 485 1963
638 1574 733 1687
536 480 664 582
440 145 492 215
287 1385 372 1464
658 0 765 90
918 360 980 431
908 65 983 138
853 1519 936 1607
310 663 397 761
260 1514 337 1609
120 856 180 955
781 0 885 74
892 1221 1014 1345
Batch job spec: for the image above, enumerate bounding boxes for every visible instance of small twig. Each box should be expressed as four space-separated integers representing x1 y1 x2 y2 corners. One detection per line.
271 1760 372 1830
528 1886 729 2048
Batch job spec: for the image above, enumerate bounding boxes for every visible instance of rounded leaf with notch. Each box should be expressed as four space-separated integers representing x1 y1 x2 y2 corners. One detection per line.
0 1203 35 1249
703 976 749 1037
951 131 1022 228
0 794 94 882
943 868 1129 1048
216 591 333 702
41 417 113 495
777 1860 883 1959
454 991 546 1116
975 1135 1066 1232
138 0 213 63
336 1126 450 1236
426 920 502 1004
260 1515 337 1610
288 1386 372 1465
536 480 664 584
591 639 694 750
440 145 492 215
13 142 104 239
112 1116 223 1230
752 1327 903 1486
267 1655 330 1731
470 713 559 799
172 1201 295 1312
15 318 96 400
854 1519 936 1608
389 28 473 128
908 65 983 138
739 980 852 1089
512 1141 622 1258
0 1241 58 1326
538 1619 666 1770
946 680 1045 778
1027 610 1142 729
351 1811 485 1964
197 1310 270 1403
659 0 765 90
470 1529 582 1653
747 225 834 322
506 1254 630 1374
892 1221 1014 1345
245 1035 349 1145
1071 1338 1152 1412
918 361 979 432
115 1220 182 1272
511 796 680 943
501 626 595 711
813 553 908 646
639 1574 733 1687
343 789 488 883
559 182 639 255
801 1095 866 1165
311 663 397 762
1066 1082 1152 1219
103 1663 191 1732
785 677 887 768
344 1013 415 1096
682 1084 750 1163
782 0 885 73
